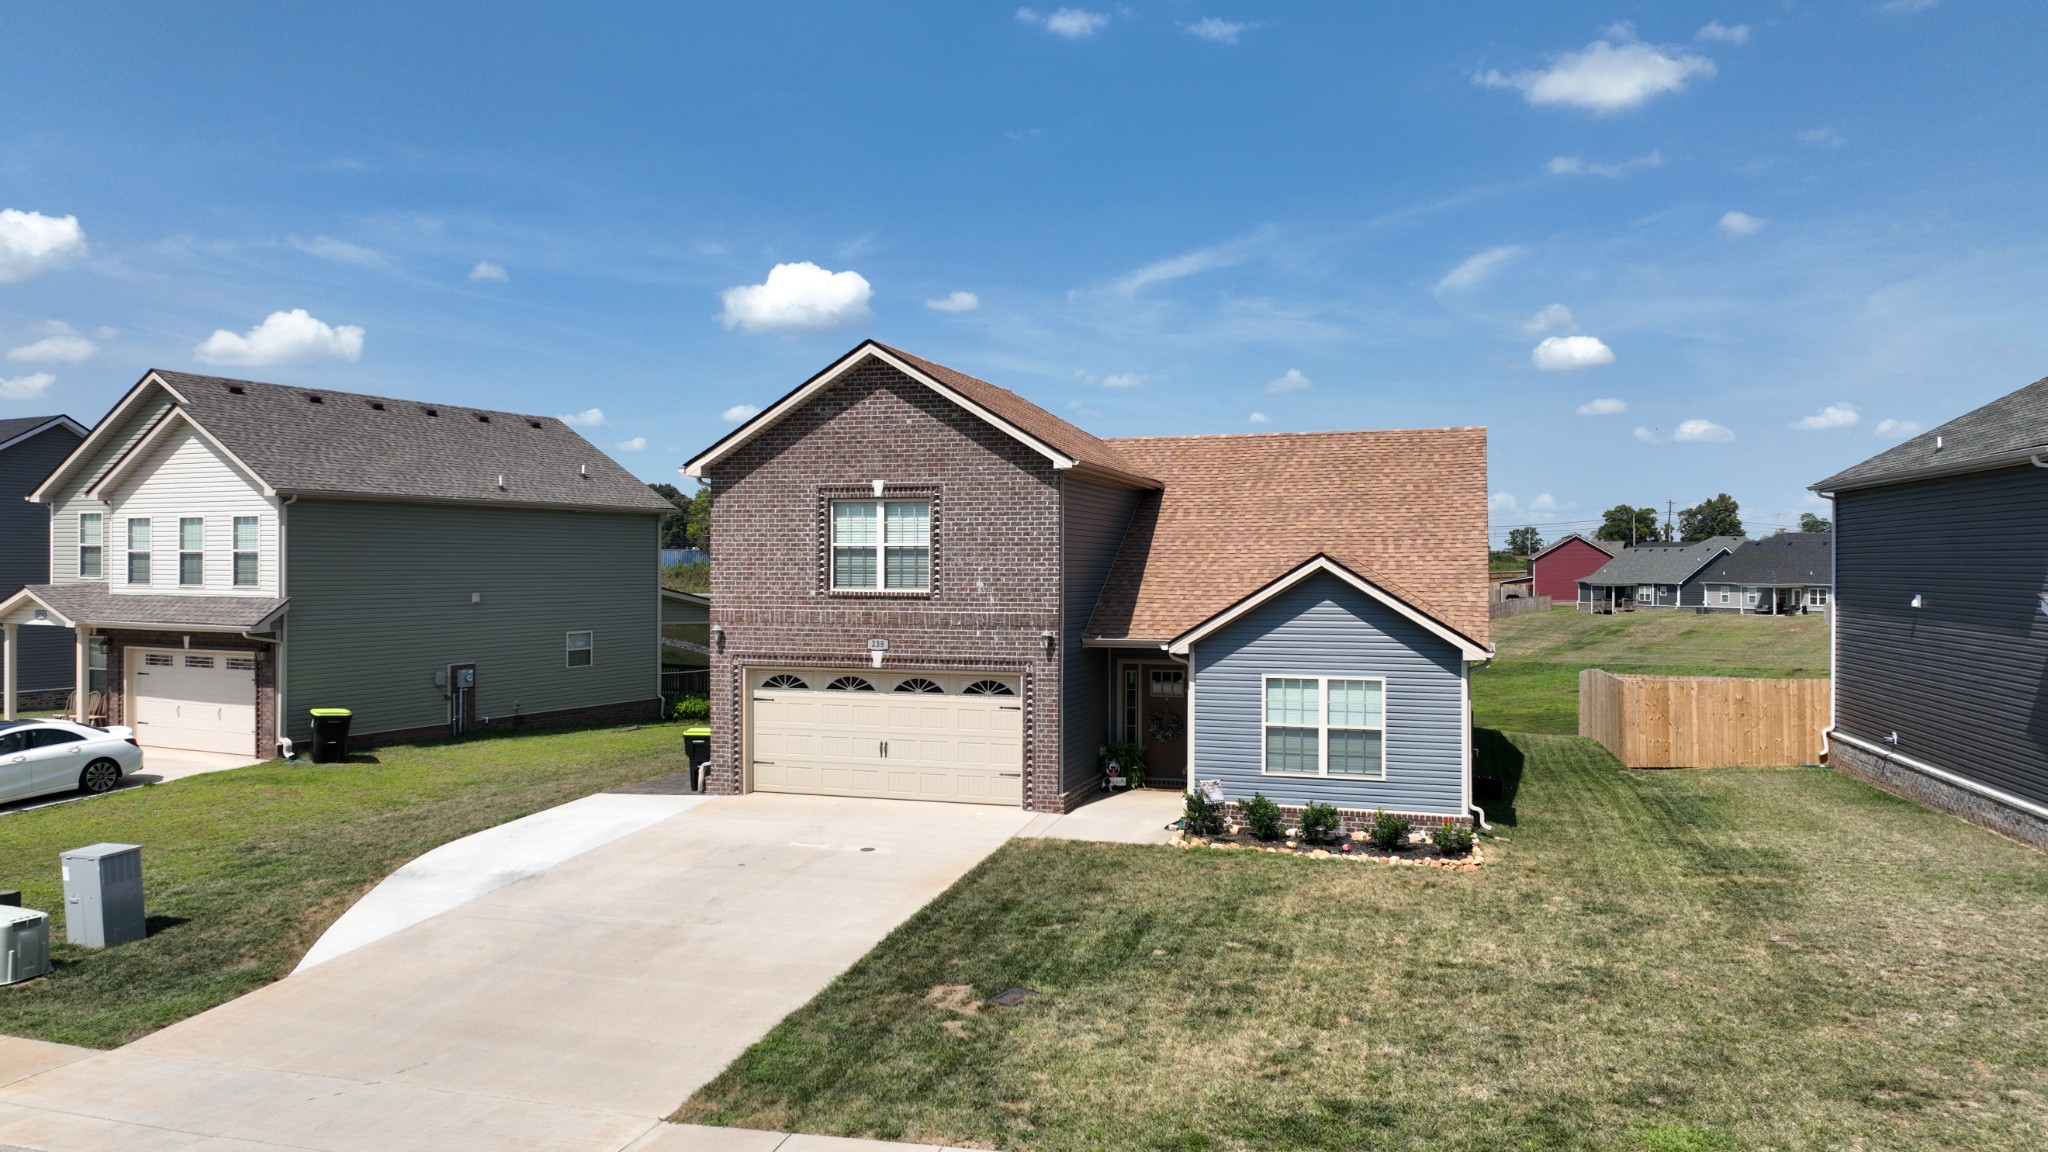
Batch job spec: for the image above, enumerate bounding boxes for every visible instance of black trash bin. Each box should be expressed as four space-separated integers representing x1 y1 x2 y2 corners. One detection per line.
682 725 711 791
309 708 353 763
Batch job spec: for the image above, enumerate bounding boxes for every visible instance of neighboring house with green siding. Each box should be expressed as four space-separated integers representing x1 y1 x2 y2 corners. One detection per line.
0 370 669 758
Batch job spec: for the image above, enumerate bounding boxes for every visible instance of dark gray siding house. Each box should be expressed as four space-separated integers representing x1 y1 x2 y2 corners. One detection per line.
1695 531 1832 614
1814 374 2048 850
0 416 88 708
661 589 710 694
1576 537 1740 612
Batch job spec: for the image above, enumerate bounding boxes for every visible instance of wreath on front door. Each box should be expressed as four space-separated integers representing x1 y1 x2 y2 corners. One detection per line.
1148 710 1184 743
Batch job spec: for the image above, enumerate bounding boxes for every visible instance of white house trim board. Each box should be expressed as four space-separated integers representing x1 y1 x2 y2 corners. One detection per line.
0 587 77 629
84 406 277 502
0 416 87 455
29 373 194 503
1167 555 1491 662
682 342 1079 478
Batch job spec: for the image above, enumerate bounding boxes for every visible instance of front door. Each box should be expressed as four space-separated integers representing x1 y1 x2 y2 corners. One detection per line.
448 664 477 735
1138 663 1187 788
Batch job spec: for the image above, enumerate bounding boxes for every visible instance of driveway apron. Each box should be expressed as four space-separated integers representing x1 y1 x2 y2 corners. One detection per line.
0 793 1034 1152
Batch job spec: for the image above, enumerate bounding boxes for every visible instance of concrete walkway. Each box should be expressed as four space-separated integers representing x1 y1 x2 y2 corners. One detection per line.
1017 786 1182 843
0 794 1035 1151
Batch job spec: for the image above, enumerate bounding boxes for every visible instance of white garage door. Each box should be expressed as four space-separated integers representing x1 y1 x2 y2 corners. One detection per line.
749 670 1023 805
130 649 257 756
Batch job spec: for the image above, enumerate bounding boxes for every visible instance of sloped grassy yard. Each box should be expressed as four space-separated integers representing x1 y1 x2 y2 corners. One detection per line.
1474 608 1830 734
681 734 2048 1151
0 724 686 1048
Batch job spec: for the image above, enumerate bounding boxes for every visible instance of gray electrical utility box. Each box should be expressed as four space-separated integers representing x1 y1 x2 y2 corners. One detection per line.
1 906 51 985
61 842 145 948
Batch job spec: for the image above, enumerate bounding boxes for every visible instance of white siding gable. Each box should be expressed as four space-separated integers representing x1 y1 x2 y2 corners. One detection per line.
52 423 280 596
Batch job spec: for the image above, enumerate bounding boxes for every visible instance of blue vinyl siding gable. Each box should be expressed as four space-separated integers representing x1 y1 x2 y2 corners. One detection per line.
1060 474 1142 789
1 423 85 692
1191 570 1466 815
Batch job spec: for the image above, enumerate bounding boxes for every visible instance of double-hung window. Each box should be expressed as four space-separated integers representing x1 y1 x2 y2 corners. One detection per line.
78 513 103 579
1808 586 1829 607
179 517 205 585
1634 584 1654 604
566 630 594 667
830 498 929 591
1263 675 1386 778
233 517 259 586
1744 586 1760 608
126 518 152 585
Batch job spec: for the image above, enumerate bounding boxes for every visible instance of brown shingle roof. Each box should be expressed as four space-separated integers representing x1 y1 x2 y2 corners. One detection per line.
1085 429 1491 649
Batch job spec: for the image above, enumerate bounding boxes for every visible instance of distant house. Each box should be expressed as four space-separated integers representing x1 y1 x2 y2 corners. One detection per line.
1576 537 1741 613
661 588 709 694
1694 532 1832 615
1812 374 2048 851
1527 533 1619 602
0 416 89 713
0 371 669 757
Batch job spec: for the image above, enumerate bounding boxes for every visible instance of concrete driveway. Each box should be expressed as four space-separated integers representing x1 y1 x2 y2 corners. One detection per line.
0 793 1037 1152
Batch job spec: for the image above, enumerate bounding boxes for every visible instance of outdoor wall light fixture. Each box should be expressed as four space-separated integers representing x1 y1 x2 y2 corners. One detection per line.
1041 630 1055 658
710 625 724 653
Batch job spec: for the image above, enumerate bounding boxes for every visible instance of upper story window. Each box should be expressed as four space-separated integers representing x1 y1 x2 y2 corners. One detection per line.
233 517 259 586
78 513 103 580
831 499 929 591
126 518 151 585
179 517 205 585
566 630 594 668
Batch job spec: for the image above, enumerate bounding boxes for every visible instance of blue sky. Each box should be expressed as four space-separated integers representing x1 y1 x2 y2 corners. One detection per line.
4 1 2045 543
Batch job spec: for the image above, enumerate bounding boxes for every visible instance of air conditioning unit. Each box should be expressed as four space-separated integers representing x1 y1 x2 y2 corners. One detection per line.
1 907 51 985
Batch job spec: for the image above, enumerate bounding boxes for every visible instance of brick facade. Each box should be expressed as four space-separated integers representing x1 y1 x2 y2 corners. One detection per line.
100 628 278 759
1831 739 2048 854
704 360 1070 811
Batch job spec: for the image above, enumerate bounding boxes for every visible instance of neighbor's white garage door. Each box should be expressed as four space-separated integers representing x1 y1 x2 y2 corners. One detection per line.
749 670 1023 805
129 649 257 756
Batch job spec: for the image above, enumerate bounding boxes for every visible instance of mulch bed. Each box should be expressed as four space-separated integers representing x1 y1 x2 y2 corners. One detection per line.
1172 830 1485 870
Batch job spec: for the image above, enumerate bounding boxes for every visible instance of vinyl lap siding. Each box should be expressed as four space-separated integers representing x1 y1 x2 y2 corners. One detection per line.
49 394 175 583
66 426 280 596
1 425 83 691
1191 570 1466 815
1060 474 1141 789
284 499 659 746
1835 465 2048 808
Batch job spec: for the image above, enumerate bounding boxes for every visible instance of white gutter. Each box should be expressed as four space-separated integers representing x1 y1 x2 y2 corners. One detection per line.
1826 728 2048 822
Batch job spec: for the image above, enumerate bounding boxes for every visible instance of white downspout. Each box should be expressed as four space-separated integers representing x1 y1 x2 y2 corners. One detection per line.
1465 655 1489 829
277 495 294 756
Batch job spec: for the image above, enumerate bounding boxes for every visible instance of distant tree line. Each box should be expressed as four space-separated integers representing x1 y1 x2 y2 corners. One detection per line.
649 481 712 551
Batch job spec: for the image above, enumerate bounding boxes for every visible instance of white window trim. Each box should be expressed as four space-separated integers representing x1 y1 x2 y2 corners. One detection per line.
566 629 595 668
1259 673 1388 780
78 512 103 580
232 516 260 587
828 498 931 593
126 517 152 586
178 515 205 587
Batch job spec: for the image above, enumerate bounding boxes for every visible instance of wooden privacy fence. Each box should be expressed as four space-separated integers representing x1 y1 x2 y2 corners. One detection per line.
1491 594 1553 619
1578 669 1831 768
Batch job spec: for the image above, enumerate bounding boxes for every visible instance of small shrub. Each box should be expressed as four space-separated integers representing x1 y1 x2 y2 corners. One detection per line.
1367 808 1412 850
1432 820 1475 855
1242 793 1285 841
1299 801 1341 844
1103 742 1146 791
1183 788 1225 836
669 693 710 724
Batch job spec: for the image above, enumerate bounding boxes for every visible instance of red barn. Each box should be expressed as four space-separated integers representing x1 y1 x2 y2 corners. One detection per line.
1528 534 1620 602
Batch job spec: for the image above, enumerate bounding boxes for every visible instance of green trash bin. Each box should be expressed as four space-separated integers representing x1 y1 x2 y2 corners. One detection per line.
309 708 353 763
682 725 711 791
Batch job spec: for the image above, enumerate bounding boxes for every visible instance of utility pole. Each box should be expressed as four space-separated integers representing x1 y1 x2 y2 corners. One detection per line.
1665 500 1676 542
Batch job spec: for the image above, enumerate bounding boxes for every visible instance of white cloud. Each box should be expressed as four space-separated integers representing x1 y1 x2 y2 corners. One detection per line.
1248 412 1271 425
1792 403 1860 431
1577 397 1628 416
1874 418 1924 438
1696 22 1749 44
1880 0 1939 13
1719 210 1766 238
718 262 873 332
615 436 647 452
7 321 96 363
721 404 760 423
291 236 385 268
559 408 606 427
1530 493 1558 513
0 372 55 400
1634 426 1660 443
1519 303 1575 334
1545 150 1664 177
1017 7 1108 38
925 290 979 312
1185 18 1257 44
1265 368 1312 394
1674 418 1735 442
193 309 364 367
1477 37 1716 113
1111 228 1271 296
1531 335 1615 371
1435 245 1524 293
0 210 87 283
1102 372 1148 389
1489 491 1518 513
1799 127 1845 148
469 261 509 282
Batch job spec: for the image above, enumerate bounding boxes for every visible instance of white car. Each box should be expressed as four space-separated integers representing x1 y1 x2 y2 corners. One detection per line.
0 719 144 805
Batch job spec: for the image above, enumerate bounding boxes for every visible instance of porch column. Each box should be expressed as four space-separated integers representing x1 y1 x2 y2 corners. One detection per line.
3 621 16 722
74 626 90 723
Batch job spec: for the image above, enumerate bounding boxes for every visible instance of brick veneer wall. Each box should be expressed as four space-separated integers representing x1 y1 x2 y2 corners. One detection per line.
101 629 278 759
705 359 1069 811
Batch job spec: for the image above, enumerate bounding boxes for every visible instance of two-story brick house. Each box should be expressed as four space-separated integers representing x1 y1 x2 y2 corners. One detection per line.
0 370 670 756
684 342 1492 826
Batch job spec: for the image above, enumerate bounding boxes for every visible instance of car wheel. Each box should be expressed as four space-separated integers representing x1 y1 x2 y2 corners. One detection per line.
79 759 122 795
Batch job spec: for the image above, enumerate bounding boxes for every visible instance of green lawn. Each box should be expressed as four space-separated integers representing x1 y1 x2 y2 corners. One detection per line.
1474 608 1830 734
0 724 686 1048
681 733 2048 1151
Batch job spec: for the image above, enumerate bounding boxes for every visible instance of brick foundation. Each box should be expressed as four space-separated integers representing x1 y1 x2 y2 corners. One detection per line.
337 696 665 751
1831 738 2048 854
